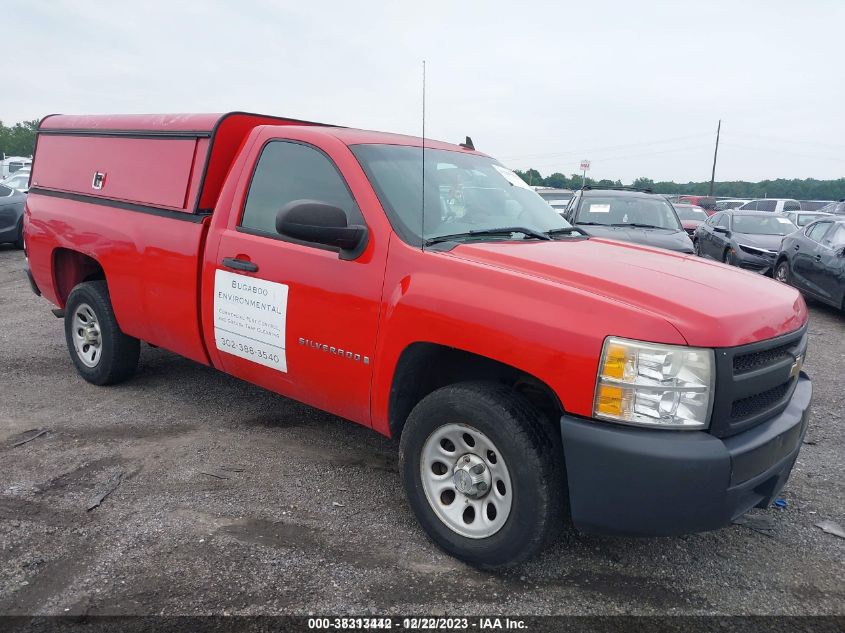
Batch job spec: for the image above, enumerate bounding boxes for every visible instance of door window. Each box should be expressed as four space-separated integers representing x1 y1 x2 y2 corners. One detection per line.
240 141 363 238
782 201 801 212
806 221 832 243
822 224 845 249
756 200 777 212
716 214 731 229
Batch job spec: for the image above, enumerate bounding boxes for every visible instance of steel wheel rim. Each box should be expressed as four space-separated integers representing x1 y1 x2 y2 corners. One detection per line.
71 302 102 368
420 423 513 539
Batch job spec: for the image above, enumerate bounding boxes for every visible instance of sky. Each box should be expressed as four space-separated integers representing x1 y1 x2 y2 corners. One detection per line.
5 0 844 184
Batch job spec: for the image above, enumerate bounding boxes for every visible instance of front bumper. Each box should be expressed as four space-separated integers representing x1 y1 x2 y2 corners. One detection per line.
560 373 811 536
735 249 777 275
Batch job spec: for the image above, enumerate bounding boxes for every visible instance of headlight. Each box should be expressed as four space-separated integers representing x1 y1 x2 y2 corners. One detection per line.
593 337 714 429
738 244 776 258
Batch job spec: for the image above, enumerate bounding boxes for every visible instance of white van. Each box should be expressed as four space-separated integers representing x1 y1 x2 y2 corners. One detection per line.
738 198 801 213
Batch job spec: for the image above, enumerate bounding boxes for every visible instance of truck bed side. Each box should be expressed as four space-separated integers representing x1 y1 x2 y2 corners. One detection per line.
26 194 212 364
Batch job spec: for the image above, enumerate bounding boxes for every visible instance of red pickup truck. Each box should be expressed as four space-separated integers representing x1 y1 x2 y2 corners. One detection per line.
24 112 812 568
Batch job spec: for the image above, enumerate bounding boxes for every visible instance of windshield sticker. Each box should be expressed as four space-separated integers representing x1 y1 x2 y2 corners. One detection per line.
492 165 532 190
589 204 611 214
214 270 288 372
776 218 794 224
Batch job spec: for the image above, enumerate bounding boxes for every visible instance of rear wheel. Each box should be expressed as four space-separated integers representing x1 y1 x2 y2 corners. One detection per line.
775 260 790 284
64 281 140 385
399 381 564 569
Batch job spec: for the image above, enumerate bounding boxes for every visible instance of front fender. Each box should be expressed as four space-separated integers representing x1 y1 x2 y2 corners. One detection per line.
370 241 686 436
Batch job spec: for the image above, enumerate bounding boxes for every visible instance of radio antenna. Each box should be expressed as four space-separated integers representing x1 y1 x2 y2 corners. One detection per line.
421 60 426 252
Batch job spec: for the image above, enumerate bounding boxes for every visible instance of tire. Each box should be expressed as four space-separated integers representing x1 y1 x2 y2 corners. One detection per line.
693 239 701 256
723 248 734 265
64 280 140 385
775 260 790 284
399 381 565 569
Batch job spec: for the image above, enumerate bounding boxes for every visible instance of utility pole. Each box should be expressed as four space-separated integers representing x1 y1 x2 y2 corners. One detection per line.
709 119 721 197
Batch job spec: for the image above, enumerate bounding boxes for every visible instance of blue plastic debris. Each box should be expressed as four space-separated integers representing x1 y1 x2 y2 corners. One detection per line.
774 498 788 509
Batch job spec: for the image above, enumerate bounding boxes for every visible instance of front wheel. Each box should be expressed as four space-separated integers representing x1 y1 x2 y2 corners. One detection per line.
64 280 140 385
775 260 791 284
399 382 565 569
723 248 735 265
693 239 701 256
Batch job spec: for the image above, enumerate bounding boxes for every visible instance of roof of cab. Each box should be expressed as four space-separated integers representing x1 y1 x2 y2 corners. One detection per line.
320 127 484 154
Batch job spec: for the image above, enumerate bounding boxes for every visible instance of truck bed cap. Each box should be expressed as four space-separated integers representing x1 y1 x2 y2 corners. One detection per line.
34 112 329 214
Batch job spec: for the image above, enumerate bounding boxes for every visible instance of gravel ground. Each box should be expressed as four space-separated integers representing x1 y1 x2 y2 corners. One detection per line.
0 244 843 616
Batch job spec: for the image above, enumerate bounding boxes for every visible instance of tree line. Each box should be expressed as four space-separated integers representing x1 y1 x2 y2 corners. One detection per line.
0 120 40 158
515 169 845 201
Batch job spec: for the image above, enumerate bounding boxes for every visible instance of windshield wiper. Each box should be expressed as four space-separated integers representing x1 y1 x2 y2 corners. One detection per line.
609 222 668 229
546 227 588 237
424 226 551 246
573 221 607 226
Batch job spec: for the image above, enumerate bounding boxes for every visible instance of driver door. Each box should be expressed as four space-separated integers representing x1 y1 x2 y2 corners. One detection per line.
206 136 387 426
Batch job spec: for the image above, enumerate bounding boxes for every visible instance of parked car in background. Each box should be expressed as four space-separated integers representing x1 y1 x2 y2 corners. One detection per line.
535 187 574 214
673 203 709 239
0 184 25 248
785 210 832 228
694 210 797 275
1 171 30 192
776 217 845 311
677 195 716 212
0 156 32 179
818 200 845 216
563 187 694 253
713 199 748 213
799 200 834 211
739 198 801 213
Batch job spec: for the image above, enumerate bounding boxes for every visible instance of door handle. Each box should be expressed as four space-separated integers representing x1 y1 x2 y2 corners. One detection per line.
222 257 258 273
814 254 822 261
794 245 800 251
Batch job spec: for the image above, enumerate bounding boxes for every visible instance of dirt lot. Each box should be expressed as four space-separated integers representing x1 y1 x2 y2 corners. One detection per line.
1 244 843 616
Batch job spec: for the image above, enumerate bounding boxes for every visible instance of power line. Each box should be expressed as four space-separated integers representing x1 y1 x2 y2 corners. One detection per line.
516 143 714 170
720 142 845 163
730 131 845 150
498 132 712 161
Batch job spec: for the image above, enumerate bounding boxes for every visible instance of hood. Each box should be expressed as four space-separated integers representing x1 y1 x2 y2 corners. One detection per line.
682 219 704 231
445 238 807 347
733 232 785 252
578 225 694 253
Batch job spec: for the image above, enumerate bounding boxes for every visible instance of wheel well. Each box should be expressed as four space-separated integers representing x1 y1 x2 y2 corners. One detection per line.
388 343 563 439
53 248 106 306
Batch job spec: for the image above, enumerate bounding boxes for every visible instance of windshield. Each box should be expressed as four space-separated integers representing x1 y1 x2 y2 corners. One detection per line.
351 145 569 243
674 205 708 221
733 215 797 235
575 195 682 229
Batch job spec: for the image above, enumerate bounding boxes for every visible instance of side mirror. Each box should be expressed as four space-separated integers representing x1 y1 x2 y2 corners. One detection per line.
713 226 729 235
276 199 368 260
